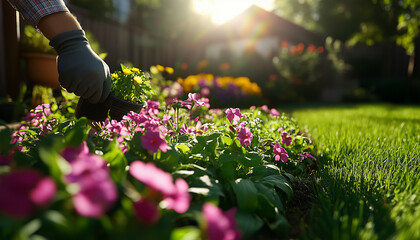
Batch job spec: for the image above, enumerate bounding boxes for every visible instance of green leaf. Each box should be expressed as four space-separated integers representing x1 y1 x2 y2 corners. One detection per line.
250 165 281 179
17 219 41 238
260 175 293 200
176 144 190 154
219 154 237 180
239 152 261 168
103 140 127 183
230 179 259 212
235 210 264 239
220 135 233 146
268 214 289 237
39 147 71 180
255 182 284 212
64 118 89 147
170 226 202 240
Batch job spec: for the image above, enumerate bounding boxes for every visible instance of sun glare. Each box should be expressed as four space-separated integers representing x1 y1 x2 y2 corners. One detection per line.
193 0 274 24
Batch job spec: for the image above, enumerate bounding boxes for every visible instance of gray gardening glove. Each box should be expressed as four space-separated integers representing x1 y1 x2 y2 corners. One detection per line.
50 29 111 104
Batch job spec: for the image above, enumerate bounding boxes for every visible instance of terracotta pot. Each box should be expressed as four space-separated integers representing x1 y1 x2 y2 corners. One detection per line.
75 94 146 121
22 53 60 89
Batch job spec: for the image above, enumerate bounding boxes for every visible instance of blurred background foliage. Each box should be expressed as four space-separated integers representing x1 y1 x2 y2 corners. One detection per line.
61 0 420 105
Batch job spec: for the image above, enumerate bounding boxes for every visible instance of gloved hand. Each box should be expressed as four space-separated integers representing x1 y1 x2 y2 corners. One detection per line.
50 29 111 104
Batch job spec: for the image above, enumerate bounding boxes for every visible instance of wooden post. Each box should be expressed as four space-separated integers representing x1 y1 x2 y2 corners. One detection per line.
2 0 21 100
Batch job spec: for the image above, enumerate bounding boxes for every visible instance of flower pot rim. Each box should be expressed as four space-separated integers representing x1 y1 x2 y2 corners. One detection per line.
22 52 57 59
109 93 147 108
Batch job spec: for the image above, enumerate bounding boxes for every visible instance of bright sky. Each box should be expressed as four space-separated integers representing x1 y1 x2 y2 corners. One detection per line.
193 0 275 24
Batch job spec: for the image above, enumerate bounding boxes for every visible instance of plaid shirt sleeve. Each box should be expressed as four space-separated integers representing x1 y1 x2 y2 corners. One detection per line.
7 0 69 27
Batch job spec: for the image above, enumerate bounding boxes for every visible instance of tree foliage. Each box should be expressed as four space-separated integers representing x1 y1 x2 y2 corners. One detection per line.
274 0 420 54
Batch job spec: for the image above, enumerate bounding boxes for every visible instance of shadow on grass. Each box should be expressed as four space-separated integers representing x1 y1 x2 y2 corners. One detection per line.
302 153 397 240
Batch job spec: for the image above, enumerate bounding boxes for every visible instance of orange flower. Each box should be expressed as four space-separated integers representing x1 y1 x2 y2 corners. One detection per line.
197 60 208 71
269 74 277 82
317 46 324 53
219 63 230 70
281 40 289 48
307 44 316 53
181 63 188 70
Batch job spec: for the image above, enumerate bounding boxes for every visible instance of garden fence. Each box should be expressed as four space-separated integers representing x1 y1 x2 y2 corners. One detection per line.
68 5 177 71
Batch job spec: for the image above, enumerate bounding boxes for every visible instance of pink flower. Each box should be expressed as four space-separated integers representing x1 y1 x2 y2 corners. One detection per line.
281 131 292 146
261 105 269 112
225 108 243 125
133 197 161 225
202 202 241 240
62 142 118 218
61 141 90 163
199 97 211 108
270 108 280 117
0 169 56 219
129 161 176 195
237 125 253 147
182 93 206 109
299 152 315 162
201 87 210 96
273 142 289 162
72 171 118 218
164 178 191 213
146 100 160 116
141 130 168 153
129 161 191 214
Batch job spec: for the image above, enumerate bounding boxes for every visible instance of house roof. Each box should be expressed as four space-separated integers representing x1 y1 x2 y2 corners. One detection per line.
205 5 325 46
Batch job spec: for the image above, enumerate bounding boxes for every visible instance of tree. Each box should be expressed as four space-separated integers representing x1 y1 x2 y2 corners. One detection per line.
273 0 420 54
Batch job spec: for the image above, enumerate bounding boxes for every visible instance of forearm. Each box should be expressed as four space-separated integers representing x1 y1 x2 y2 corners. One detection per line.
7 0 76 39
38 12 81 40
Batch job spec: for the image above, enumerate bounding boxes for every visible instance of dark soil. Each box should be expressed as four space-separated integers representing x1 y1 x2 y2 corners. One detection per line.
284 178 314 240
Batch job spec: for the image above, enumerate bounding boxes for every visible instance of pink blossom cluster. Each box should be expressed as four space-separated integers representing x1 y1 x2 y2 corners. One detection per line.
0 169 56 219
299 152 315 162
259 105 280 117
23 104 56 134
179 117 209 135
236 122 253 147
273 142 289 162
181 93 210 109
101 101 169 153
202 202 241 240
61 141 118 218
129 161 191 224
226 108 253 147
279 128 293 146
225 108 243 125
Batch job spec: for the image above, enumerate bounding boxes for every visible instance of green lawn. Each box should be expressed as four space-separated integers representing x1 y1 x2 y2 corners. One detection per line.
290 104 420 239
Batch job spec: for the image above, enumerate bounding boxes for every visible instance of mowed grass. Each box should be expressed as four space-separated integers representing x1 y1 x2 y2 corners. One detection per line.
291 104 420 240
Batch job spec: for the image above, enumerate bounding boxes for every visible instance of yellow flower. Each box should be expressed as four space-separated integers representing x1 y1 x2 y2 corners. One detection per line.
156 65 165 72
111 73 119 79
165 67 174 74
123 69 132 75
132 67 140 74
134 76 143 84
150 66 159 75
196 60 208 71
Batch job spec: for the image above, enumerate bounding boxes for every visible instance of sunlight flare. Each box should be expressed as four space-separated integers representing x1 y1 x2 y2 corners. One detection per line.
193 0 274 24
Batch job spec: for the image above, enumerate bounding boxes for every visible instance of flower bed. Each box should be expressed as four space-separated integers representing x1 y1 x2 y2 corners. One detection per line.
0 90 315 239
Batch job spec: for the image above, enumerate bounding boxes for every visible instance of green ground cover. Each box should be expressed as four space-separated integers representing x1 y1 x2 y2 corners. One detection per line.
291 104 420 239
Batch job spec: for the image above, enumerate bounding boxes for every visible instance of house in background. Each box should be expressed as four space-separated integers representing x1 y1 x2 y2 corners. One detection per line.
203 5 325 60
